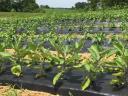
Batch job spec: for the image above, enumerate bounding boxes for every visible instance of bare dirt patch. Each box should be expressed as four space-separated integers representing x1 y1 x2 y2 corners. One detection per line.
0 85 56 96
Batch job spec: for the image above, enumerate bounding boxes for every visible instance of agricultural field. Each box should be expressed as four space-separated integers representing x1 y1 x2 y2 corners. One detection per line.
0 8 128 96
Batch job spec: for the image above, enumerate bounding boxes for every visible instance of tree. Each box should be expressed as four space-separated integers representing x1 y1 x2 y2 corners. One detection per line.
88 0 100 10
0 0 39 12
40 5 50 9
0 0 12 11
75 2 89 9
11 0 23 12
20 0 39 12
87 0 128 9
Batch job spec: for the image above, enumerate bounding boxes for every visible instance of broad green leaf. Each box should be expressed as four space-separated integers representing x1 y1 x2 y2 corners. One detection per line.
53 71 63 85
75 42 79 49
113 41 124 55
112 72 124 77
88 45 100 61
124 49 128 56
84 63 93 72
11 65 22 77
74 63 85 68
59 59 65 64
111 79 120 85
82 77 91 90
0 52 11 58
64 45 69 56
115 57 126 68
76 38 85 51
101 48 116 58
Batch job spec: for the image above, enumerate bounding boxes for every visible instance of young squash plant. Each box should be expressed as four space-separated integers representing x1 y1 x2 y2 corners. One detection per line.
10 34 31 77
110 41 128 89
49 33 86 86
81 44 115 90
25 34 52 79
92 32 106 45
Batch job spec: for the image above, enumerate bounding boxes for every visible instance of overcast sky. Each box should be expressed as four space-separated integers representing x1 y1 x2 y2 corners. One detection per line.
36 0 87 8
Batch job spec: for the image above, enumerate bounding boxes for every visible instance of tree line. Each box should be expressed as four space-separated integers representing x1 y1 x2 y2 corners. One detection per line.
75 0 128 10
0 0 39 12
0 0 128 12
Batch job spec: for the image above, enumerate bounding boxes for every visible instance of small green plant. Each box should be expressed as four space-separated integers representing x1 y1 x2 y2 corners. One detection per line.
110 41 128 89
81 44 114 90
50 34 85 86
10 35 29 77
26 34 52 79
92 32 106 45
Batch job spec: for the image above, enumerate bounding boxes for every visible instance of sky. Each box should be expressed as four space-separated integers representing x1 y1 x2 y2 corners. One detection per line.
36 0 87 8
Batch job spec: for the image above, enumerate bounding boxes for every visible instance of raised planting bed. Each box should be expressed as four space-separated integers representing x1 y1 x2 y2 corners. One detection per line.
0 65 128 96
0 32 128 96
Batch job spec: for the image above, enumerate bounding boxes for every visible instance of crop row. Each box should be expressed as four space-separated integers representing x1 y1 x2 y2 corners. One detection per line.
1 10 128 35
0 31 128 90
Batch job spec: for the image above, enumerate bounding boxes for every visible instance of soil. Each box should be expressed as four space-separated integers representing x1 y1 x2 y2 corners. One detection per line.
5 49 115 61
0 85 57 96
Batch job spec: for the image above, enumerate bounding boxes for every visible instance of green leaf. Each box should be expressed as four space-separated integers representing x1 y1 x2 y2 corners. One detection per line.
59 59 65 64
0 52 11 58
74 63 85 68
101 48 116 58
111 79 120 85
124 49 128 56
112 72 124 77
115 57 126 68
75 42 79 49
75 38 85 51
82 77 91 90
113 41 124 55
84 63 92 72
11 65 22 77
53 71 63 85
64 45 69 55
88 45 100 61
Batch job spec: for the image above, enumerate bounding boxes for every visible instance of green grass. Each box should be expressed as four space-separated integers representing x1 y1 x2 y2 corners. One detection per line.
0 8 87 18
0 8 128 19
0 12 45 18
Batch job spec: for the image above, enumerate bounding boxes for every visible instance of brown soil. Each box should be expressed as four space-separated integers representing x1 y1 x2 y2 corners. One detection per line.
5 49 115 61
0 85 56 96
